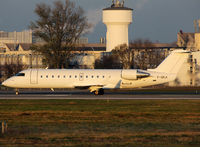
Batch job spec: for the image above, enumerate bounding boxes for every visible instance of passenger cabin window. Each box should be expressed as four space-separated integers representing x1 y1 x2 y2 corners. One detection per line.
15 73 25 77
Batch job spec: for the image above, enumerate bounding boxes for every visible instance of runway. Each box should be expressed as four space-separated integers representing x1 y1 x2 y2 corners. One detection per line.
0 91 200 100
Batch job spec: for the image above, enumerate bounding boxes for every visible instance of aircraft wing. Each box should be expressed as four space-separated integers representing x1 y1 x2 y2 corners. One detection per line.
74 85 104 92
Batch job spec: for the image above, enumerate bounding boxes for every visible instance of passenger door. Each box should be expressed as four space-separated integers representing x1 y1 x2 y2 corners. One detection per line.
30 69 38 84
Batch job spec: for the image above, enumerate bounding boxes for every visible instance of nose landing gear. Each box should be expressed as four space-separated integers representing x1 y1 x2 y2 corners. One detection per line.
15 89 19 95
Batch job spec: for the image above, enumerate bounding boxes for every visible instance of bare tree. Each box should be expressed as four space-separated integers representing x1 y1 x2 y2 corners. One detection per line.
130 39 155 49
110 39 165 70
112 44 134 69
130 39 158 69
30 0 90 68
95 55 122 69
2 63 23 80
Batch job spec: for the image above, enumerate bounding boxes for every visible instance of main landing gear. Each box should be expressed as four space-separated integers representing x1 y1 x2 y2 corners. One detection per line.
89 87 104 95
93 89 104 95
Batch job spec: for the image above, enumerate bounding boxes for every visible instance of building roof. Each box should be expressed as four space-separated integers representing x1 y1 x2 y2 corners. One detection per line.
20 43 32 51
5 44 17 51
5 43 32 51
75 43 106 51
75 47 106 52
77 43 106 47
4 43 106 52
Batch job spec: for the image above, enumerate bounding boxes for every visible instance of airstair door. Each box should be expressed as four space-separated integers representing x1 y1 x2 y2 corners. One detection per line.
30 69 38 84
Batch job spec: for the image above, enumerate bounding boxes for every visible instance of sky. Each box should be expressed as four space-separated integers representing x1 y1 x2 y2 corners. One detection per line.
0 0 200 43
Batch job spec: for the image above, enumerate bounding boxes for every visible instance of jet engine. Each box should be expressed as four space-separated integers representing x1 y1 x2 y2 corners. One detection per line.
121 70 150 80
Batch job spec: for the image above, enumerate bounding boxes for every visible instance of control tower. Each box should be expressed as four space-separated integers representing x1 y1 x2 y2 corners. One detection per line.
103 0 133 52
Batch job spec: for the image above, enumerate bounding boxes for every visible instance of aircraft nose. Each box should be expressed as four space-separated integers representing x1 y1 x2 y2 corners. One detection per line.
2 80 8 87
2 79 14 87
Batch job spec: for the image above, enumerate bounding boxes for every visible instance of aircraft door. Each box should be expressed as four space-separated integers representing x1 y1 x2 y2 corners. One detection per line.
79 73 84 81
30 69 38 84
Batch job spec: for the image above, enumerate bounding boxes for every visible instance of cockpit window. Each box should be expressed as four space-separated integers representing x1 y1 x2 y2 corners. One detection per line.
15 73 25 77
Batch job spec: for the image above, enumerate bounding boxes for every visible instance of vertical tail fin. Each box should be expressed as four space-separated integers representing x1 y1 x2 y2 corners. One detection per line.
154 50 189 74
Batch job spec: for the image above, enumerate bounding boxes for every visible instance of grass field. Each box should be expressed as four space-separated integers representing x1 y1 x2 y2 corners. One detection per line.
0 99 200 146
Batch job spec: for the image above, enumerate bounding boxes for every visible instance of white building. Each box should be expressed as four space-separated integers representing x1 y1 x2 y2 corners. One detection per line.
177 19 200 51
174 20 200 86
0 30 33 45
195 33 200 49
168 50 200 87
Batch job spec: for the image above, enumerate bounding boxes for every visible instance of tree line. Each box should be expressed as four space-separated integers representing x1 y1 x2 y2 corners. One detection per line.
95 40 167 70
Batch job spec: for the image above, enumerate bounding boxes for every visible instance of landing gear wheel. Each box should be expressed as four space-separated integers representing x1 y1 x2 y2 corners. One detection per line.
94 90 99 95
99 89 104 95
16 90 19 95
93 89 104 95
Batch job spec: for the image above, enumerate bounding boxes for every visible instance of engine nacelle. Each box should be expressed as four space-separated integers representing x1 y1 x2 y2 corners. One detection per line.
121 70 150 80
122 70 137 80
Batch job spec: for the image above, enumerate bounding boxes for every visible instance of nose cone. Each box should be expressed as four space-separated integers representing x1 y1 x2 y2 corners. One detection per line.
2 79 13 88
2 80 8 87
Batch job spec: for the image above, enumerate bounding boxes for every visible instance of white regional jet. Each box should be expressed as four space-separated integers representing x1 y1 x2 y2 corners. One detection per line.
2 50 189 95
